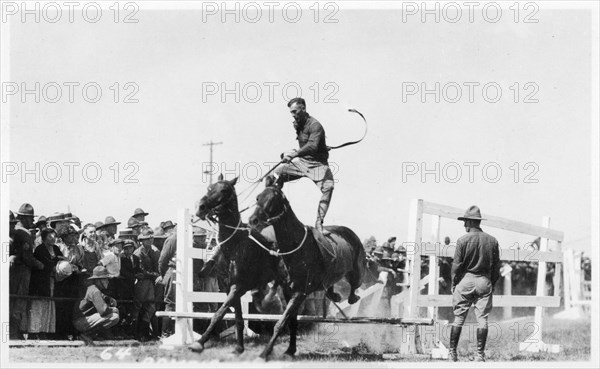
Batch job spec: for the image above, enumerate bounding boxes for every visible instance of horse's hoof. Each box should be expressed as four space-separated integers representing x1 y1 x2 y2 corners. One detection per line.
233 346 244 354
348 294 361 304
283 349 296 357
326 291 342 303
258 351 269 361
188 341 204 353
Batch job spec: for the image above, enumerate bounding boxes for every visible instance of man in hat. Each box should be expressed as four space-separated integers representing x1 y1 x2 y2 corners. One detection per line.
34 215 48 248
132 208 149 222
449 205 500 362
72 266 120 345
119 240 142 337
98 216 121 240
133 226 160 341
161 220 177 237
48 213 70 234
9 203 44 339
270 97 335 237
128 217 147 237
158 226 177 337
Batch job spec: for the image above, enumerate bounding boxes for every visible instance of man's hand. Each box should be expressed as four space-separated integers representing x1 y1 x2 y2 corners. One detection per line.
282 154 294 163
451 285 456 294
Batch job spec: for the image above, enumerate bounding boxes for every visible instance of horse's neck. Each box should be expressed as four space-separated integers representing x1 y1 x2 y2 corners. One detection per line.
273 209 306 251
218 204 240 239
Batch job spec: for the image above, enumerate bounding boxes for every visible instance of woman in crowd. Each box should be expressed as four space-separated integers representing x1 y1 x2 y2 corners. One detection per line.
28 228 64 339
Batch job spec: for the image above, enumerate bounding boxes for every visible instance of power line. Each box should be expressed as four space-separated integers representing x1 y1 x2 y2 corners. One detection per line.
202 140 222 185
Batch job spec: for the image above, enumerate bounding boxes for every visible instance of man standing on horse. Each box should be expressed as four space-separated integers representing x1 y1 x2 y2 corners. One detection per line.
272 97 335 236
450 205 500 362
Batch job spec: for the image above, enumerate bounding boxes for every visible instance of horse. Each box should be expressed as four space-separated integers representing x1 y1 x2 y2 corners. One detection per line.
248 177 367 359
188 174 288 354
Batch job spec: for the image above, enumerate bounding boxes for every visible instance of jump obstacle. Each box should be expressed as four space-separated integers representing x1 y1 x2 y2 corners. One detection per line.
159 200 581 356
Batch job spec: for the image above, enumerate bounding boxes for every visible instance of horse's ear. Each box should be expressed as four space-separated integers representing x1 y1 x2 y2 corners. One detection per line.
265 175 276 188
229 177 238 186
218 173 224 181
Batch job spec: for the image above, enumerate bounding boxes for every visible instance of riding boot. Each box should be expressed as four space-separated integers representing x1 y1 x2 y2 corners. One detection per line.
315 189 333 236
476 328 488 362
449 325 462 362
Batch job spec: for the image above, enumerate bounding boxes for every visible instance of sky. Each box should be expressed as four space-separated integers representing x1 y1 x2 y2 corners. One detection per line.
2 3 597 254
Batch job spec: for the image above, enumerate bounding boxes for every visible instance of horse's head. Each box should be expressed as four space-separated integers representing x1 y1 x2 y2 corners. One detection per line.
248 176 288 232
197 174 239 221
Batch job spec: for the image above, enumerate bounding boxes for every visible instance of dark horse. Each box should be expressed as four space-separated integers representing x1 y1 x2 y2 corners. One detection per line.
248 177 366 359
188 174 287 354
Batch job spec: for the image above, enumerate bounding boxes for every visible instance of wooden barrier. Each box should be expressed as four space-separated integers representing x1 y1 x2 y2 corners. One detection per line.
406 199 564 354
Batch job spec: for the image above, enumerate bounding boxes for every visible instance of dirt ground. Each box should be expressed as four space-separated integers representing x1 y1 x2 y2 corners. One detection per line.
9 316 591 364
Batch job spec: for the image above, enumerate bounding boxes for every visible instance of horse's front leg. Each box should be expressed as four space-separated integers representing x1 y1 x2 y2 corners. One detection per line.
283 312 298 357
259 290 306 360
188 284 243 353
232 293 245 354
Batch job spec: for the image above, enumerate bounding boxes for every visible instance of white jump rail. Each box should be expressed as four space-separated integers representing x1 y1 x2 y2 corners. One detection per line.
406 199 564 354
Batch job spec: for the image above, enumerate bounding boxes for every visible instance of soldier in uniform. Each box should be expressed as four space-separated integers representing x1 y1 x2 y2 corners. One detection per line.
9 203 44 339
158 225 177 337
449 206 501 362
133 226 160 341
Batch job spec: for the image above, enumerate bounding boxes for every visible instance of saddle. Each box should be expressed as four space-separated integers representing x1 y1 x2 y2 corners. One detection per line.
311 227 338 284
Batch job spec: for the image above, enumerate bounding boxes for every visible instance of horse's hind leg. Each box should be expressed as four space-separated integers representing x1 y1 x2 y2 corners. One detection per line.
345 270 361 304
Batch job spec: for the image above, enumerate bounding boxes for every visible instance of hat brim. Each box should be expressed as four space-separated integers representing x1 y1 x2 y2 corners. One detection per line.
15 212 34 217
138 236 154 240
457 216 486 221
163 223 177 229
88 275 109 280
104 222 121 226
134 213 149 217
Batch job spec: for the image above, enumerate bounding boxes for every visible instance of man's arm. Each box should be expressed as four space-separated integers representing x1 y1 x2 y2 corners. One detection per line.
292 121 324 158
451 240 466 289
158 237 176 277
490 240 501 286
91 288 110 316
17 231 44 270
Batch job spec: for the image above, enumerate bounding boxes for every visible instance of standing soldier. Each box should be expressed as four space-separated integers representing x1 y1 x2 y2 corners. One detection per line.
158 224 177 337
450 206 500 362
133 226 160 341
9 203 44 339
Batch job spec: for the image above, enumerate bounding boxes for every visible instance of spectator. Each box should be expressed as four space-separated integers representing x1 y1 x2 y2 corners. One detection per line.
9 203 44 339
54 224 85 339
161 220 177 236
132 208 149 222
80 224 103 275
158 226 177 337
133 226 160 341
34 215 48 248
72 266 120 345
128 217 147 237
48 213 70 238
28 228 64 339
97 216 121 241
119 240 142 337
100 239 123 301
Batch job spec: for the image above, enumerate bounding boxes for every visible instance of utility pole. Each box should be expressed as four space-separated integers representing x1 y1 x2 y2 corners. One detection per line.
203 140 223 185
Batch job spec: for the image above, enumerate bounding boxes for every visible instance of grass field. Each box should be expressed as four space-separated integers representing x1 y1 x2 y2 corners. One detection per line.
9 316 591 363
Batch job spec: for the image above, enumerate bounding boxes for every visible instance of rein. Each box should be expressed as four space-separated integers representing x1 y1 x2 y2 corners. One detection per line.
248 226 308 257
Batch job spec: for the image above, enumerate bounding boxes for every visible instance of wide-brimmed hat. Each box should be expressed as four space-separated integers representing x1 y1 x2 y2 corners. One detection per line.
9 211 18 224
16 203 35 217
109 239 124 248
55 260 73 282
387 236 397 243
101 216 121 227
138 226 154 240
373 246 384 256
94 221 104 229
128 217 147 229
161 220 177 230
35 215 48 226
382 241 394 251
133 208 149 217
88 266 110 280
48 212 68 226
457 205 486 221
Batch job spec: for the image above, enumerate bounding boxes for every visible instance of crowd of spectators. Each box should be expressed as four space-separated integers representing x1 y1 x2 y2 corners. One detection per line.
9 203 182 344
